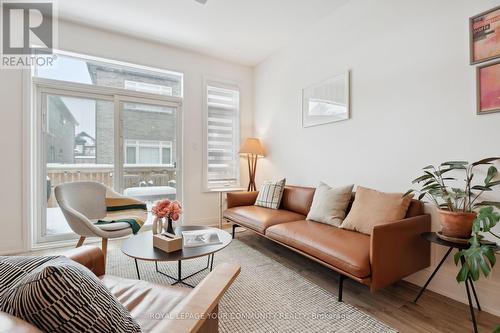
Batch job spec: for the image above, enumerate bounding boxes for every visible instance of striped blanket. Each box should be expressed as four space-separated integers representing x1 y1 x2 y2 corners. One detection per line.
94 197 147 234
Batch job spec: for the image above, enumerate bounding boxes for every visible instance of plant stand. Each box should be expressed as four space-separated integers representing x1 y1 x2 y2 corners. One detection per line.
414 232 500 333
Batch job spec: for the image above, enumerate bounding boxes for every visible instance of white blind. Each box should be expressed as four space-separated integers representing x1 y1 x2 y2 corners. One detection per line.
206 84 240 189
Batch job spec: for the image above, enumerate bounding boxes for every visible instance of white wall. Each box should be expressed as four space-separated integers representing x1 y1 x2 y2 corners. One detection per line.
0 20 253 254
254 0 500 315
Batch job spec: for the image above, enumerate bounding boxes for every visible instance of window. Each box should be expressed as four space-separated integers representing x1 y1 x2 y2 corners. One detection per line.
125 80 173 96
125 140 173 165
35 52 183 97
31 50 182 244
204 82 240 190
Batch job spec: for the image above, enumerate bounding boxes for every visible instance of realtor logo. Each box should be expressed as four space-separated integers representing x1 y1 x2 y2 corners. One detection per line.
1 1 56 68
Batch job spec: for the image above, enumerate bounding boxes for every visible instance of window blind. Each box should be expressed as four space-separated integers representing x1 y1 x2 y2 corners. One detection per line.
206 84 240 189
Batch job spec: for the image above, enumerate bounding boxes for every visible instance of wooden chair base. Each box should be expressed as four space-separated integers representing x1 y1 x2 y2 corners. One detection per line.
102 238 108 265
76 236 86 248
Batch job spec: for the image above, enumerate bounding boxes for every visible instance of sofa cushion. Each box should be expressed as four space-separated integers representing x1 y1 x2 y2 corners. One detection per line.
0 257 140 333
101 275 190 332
224 206 305 233
340 186 413 235
280 185 316 215
306 182 353 227
255 178 286 209
266 220 371 278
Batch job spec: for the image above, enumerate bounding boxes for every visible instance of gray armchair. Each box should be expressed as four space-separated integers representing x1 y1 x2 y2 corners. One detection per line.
54 181 148 264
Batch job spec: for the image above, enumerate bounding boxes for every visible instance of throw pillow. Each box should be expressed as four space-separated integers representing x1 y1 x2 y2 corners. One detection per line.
254 178 286 209
0 255 60 295
340 186 413 235
306 182 354 227
0 257 140 333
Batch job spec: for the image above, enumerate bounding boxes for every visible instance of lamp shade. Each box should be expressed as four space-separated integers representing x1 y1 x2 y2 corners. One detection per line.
239 138 266 157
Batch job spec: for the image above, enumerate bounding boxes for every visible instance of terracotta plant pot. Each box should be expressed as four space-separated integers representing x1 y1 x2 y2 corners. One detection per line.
438 209 477 239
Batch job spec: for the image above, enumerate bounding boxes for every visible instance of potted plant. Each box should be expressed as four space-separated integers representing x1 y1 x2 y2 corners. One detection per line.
407 158 500 238
407 157 500 284
152 199 182 234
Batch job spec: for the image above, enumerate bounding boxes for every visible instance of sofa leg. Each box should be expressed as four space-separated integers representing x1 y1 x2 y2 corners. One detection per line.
232 224 239 239
338 274 345 302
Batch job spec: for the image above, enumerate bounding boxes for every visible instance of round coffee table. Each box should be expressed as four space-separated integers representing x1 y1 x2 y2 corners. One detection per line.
121 226 232 287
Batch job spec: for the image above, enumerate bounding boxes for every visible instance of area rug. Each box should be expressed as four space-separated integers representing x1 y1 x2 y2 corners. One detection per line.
106 238 396 333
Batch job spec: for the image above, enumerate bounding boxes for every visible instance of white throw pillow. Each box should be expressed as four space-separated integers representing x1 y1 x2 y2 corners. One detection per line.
254 178 286 209
306 182 354 227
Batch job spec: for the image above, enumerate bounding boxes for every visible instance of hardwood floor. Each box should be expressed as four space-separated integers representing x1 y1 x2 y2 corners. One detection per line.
235 231 500 333
28 230 499 332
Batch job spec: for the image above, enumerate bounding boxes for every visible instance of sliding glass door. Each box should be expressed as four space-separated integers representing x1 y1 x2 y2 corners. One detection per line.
32 50 183 245
42 93 114 238
120 99 179 210
38 90 181 243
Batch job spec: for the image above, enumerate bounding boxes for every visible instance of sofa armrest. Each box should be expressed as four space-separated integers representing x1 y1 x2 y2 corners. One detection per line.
370 215 431 292
64 246 106 277
226 191 258 209
151 263 240 333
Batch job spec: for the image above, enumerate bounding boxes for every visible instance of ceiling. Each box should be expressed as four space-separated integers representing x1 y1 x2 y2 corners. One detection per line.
57 0 349 66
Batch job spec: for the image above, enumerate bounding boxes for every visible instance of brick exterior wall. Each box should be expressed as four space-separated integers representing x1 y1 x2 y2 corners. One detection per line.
89 65 179 164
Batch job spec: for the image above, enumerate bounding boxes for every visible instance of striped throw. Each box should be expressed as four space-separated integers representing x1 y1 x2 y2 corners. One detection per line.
254 178 286 209
0 257 141 333
95 197 148 234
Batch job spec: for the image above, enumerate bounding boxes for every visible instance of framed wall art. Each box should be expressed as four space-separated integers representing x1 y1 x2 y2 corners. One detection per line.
302 72 350 128
476 60 500 114
470 5 500 64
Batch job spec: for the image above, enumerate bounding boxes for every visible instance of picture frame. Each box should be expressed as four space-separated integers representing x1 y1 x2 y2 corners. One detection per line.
476 60 500 115
470 5 500 65
302 72 350 128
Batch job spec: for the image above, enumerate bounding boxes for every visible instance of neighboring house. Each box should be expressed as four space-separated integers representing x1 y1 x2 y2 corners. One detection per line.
87 63 178 166
74 131 96 164
46 96 78 164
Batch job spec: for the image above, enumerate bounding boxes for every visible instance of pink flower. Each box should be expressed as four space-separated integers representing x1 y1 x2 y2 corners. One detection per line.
152 199 182 220
152 199 172 218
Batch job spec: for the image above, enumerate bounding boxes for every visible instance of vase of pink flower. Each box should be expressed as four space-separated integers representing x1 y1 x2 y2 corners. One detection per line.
151 199 182 235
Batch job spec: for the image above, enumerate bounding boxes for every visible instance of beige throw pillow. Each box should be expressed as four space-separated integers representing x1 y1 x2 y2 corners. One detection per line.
306 182 353 227
340 186 413 235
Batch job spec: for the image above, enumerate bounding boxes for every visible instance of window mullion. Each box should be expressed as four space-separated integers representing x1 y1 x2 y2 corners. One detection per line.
114 96 123 193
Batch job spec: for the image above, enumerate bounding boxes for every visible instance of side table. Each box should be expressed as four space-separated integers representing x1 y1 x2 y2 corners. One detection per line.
208 187 245 228
414 232 500 333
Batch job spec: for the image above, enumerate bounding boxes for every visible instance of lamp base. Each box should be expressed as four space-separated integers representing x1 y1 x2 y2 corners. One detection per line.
247 154 258 191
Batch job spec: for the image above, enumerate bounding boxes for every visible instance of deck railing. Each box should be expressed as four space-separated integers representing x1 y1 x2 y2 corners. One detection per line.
46 164 176 208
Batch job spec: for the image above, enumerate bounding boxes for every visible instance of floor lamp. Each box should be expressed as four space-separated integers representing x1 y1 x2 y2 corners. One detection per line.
239 138 266 191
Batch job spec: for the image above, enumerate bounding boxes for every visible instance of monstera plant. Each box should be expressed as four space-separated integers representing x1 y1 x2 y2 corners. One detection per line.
406 157 500 283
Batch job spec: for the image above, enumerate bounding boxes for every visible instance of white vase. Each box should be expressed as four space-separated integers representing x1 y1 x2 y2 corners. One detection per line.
152 217 163 235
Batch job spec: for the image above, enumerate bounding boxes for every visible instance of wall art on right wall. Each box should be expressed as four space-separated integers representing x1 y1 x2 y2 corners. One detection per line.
470 5 500 65
477 60 500 114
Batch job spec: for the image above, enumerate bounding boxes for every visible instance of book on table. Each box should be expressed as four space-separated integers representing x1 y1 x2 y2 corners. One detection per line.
182 230 222 248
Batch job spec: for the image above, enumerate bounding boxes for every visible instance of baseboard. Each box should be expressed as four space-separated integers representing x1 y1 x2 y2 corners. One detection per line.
0 245 26 256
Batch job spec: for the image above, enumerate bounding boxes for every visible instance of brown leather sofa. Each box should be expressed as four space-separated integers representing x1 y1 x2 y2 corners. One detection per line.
0 246 240 333
224 185 430 301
